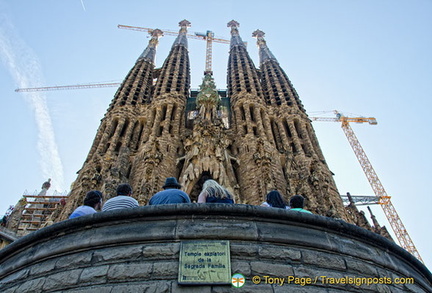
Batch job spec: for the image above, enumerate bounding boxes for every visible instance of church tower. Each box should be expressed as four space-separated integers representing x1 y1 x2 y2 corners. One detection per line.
55 26 164 220
226 21 287 204
50 20 369 227
130 20 191 200
252 29 349 219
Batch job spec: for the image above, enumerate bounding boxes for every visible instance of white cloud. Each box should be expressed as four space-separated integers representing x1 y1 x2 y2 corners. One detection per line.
0 13 65 192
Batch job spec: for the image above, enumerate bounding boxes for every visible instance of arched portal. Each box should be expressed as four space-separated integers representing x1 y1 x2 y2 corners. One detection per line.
187 171 212 202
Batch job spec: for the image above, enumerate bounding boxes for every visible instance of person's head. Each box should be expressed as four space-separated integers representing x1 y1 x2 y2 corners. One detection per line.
162 177 182 189
202 179 232 199
116 183 133 196
290 195 305 209
266 190 286 209
84 190 103 210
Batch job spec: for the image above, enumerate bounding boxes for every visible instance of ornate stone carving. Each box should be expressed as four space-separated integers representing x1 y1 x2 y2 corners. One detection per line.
178 75 237 200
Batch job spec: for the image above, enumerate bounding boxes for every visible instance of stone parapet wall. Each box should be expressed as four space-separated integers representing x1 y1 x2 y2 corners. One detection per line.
0 204 430 292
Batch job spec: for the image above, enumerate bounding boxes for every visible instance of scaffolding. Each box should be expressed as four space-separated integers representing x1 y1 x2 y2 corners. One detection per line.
17 190 68 236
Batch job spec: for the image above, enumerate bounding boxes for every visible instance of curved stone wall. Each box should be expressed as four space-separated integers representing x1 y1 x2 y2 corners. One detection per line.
0 204 431 292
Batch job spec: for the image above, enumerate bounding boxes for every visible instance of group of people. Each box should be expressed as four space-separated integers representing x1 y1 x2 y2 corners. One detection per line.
261 190 312 213
69 177 310 219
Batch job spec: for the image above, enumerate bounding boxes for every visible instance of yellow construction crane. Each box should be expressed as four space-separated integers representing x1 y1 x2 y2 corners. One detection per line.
311 111 423 263
118 24 231 75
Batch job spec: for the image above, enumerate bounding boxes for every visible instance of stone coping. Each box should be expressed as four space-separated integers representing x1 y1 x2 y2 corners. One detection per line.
0 203 430 282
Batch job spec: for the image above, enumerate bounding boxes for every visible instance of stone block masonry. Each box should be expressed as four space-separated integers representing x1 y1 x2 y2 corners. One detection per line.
0 204 431 292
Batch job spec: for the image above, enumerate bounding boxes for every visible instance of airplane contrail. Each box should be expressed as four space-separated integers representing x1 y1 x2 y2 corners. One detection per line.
0 13 65 192
80 0 86 12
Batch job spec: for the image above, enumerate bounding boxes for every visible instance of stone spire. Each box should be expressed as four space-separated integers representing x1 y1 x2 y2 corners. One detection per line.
107 29 162 110
172 19 191 48
226 20 264 103
138 29 163 62
252 29 277 63
253 29 305 112
153 20 191 98
366 206 393 240
252 30 350 221
226 21 286 203
227 20 246 49
367 206 381 229
130 20 192 199
49 27 166 221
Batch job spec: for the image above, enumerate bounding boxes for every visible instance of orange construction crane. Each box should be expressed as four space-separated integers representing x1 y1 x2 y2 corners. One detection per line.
311 111 423 263
118 24 231 75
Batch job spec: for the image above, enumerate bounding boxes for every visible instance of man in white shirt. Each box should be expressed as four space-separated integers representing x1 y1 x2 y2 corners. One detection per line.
102 183 139 212
69 190 103 219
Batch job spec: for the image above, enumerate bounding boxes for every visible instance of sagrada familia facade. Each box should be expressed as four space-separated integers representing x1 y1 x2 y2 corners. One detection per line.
11 20 387 235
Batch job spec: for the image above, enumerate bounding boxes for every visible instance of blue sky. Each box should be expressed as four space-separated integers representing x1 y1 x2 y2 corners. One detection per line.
0 1 431 269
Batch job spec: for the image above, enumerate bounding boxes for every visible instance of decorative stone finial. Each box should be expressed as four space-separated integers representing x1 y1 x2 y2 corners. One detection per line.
227 20 240 28
173 20 190 47
252 29 265 38
227 20 243 47
150 28 164 39
179 19 191 28
252 29 266 47
253 29 277 63
138 28 163 62
252 29 265 39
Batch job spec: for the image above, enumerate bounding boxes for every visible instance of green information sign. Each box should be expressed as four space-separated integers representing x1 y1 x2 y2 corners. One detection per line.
178 240 231 285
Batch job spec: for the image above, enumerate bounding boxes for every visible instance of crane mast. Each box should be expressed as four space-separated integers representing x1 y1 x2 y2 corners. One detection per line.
312 112 423 263
204 31 214 75
340 118 423 262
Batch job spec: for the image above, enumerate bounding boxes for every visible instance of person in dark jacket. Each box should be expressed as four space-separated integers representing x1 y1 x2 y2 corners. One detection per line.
261 190 289 209
148 177 191 205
